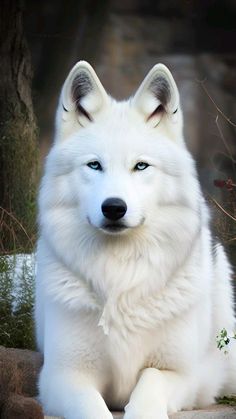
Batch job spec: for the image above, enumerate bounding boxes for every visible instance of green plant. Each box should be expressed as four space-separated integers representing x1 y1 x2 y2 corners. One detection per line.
216 395 236 406
216 328 236 354
0 254 35 349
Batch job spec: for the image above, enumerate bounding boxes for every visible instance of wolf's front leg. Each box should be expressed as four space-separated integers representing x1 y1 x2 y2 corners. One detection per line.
124 367 195 419
39 368 113 419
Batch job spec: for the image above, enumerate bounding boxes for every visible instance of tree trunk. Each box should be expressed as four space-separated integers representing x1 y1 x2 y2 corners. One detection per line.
0 0 38 252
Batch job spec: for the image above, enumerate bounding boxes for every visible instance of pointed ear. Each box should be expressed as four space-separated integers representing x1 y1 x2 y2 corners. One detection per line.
61 61 108 127
132 64 180 127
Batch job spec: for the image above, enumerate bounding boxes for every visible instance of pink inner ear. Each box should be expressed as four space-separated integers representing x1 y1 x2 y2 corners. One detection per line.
147 104 165 122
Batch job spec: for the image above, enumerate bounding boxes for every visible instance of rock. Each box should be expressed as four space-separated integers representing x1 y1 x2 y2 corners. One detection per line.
170 404 236 418
111 406 236 418
0 345 43 401
2 394 43 419
0 345 43 416
45 404 236 418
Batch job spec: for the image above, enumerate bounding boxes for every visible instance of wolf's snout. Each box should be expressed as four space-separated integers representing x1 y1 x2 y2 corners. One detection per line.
101 198 127 221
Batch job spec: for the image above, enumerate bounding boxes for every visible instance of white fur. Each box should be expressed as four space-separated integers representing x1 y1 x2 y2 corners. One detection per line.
35 61 236 419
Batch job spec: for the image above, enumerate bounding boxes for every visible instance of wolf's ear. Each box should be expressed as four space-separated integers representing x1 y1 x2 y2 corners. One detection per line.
61 61 108 127
132 64 180 127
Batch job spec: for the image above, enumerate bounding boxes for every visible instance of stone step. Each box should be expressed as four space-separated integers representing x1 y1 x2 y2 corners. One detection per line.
44 404 236 419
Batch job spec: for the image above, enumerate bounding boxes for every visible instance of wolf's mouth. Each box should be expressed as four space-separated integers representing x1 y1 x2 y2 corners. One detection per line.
101 222 128 234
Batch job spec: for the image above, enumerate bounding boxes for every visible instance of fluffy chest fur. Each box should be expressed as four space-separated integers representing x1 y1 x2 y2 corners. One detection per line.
38 215 212 363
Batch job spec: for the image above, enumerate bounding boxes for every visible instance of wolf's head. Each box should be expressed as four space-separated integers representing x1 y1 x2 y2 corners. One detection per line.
40 62 201 248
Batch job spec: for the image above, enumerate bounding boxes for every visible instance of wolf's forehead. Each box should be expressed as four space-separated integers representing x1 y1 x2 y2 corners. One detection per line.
82 118 151 153
88 102 149 140
71 100 166 157
99 100 139 128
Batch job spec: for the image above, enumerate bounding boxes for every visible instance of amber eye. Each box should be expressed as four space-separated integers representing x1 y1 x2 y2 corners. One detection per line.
133 162 150 171
87 161 102 171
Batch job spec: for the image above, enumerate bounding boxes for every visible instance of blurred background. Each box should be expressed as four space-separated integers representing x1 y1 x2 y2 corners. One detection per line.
0 0 235 349
26 0 236 168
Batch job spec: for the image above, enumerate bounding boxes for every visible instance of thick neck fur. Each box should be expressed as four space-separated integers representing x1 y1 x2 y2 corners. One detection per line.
38 196 205 330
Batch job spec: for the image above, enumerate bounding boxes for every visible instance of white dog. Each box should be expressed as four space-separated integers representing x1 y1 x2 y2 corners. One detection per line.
35 61 236 419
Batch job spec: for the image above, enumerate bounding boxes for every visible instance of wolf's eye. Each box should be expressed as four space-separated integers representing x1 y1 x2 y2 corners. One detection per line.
87 161 102 171
134 162 150 171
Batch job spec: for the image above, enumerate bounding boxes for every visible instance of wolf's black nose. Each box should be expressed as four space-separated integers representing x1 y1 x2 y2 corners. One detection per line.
101 198 127 221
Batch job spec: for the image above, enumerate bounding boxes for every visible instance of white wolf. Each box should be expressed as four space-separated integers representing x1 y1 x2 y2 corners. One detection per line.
35 61 236 419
